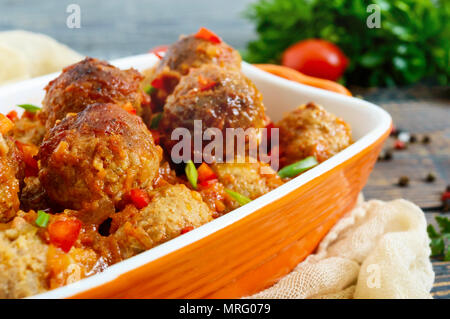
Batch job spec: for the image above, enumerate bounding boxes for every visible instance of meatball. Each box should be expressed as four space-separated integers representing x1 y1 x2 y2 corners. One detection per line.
0 216 48 298
160 64 266 161
0 212 101 298
42 57 149 129
211 156 283 200
38 103 162 224
0 130 23 223
150 34 241 110
276 102 352 165
112 184 213 259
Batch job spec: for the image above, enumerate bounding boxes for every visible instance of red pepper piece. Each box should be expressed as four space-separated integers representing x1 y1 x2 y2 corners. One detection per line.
194 27 221 44
180 226 194 234
48 219 82 253
130 188 151 209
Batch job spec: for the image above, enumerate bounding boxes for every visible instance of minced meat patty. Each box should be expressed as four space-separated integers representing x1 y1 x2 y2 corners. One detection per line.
111 184 213 259
38 103 162 224
42 57 149 129
0 133 23 223
150 34 241 110
276 102 352 165
211 156 283 200
160 64 266 161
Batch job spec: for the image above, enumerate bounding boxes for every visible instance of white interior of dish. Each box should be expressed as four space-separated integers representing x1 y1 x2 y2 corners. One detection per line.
0 54 391 299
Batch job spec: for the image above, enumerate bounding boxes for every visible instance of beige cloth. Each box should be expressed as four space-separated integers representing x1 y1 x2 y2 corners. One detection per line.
0 30 82 84
248 198 434 299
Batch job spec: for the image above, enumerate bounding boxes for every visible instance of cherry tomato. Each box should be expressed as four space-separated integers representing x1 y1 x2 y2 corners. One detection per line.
282 39 349 81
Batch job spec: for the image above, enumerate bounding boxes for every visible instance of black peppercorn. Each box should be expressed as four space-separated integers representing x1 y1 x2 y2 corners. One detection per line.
398 176 409 187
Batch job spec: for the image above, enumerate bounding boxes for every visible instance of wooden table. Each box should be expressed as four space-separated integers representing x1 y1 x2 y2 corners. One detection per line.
1 0 449 299
359 85 450 298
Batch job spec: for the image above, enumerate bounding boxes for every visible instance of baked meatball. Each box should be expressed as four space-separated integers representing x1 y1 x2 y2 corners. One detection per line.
38 103 162 224
160 64 266 161
0 123 23 223
42 57 149 129
150 33 241 110
112 184 213 259
276 102 352 165
211 156 283 200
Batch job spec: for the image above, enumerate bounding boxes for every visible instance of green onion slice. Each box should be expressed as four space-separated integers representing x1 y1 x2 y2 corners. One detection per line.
35 210 50 228
17 104 41 113
225 189 252 206
277 156 318 178
150 112 162 129
185 160 198 189
144 85 155 95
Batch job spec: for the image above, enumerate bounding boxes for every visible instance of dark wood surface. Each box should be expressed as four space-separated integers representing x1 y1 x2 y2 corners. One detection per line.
1 0 449 299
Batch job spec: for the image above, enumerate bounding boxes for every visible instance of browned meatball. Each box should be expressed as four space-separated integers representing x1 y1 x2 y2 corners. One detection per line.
111 184 213 259
42 57 149 129
160 64 266 161
276 102 352 165
150 34 241 110
0 129 23 223
38 103 162 224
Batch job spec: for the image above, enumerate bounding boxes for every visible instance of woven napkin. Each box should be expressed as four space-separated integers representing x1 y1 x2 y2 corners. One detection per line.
247 196 434 299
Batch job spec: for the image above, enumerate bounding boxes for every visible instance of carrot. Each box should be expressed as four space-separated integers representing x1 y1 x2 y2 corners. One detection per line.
0 114 14 135
253 64 352 96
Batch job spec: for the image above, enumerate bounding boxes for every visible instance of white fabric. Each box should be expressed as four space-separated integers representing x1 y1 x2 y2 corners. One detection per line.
249 198 434 299
0 30 83 84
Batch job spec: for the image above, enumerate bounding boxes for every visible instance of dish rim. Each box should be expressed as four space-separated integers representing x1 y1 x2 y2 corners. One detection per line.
0 53 391 299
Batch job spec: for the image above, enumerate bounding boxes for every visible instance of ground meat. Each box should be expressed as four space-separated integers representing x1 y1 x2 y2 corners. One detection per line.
38 103 162 224
42 57 149 129
12 112 46 146
160 64 266 161
150 34 241 110
211 156 283 200
276 102 352 165
0 216 48 298
0 134 23 223
112 184 213 259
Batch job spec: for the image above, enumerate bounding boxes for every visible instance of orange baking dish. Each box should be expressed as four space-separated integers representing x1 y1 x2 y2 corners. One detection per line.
0 54 391 298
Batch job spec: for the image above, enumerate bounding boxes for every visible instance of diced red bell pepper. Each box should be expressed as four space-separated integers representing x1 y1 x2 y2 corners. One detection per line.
180 226 194 234
15 141 39 177
198 75 217 91
130 188 151 209
151 78 164 90
194 27 221 44
48 218 82 253
149 45 168 59
199 178 218 189
197 163 217 183
6 110 18 122
149 130 160 144
122 103 136 115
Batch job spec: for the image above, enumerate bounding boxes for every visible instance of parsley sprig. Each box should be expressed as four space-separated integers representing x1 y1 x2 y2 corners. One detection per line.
427 216 450 261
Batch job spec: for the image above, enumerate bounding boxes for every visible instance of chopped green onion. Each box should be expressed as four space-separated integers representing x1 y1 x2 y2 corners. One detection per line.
225 189 252 206
185 160 198 189
17 104 41 113
150 112 163 129
144 85 155 95
277 156 318 178
35 210 50 228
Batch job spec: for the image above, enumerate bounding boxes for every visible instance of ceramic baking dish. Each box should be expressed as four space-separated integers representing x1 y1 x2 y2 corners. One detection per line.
0 53 391 299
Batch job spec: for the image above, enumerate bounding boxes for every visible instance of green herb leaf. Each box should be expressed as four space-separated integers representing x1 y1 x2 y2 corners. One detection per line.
144 85 156 95
185 160 198 189
277 156 318 178
428 216 450 259
35 210 50 228
150 112 162 129
243 0 449 86
17 104 41 113
225 189 252 206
